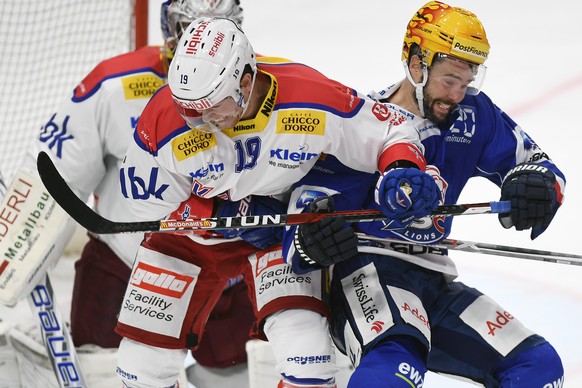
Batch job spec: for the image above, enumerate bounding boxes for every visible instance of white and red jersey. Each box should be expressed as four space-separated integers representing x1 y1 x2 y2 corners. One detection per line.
121 57 426 221
34 46 167 266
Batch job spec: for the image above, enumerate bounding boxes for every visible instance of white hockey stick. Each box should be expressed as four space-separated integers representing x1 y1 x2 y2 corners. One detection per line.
356 233 582 266
28 275 87 387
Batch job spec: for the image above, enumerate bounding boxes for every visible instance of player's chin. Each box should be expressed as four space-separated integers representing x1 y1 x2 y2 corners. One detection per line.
222 116 242 129
429 105 455 124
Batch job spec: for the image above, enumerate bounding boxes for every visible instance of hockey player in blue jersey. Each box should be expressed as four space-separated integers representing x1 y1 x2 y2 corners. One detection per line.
283 1 565 387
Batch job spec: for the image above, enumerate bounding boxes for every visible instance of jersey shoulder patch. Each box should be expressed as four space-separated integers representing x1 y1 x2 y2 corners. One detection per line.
73 46 166 102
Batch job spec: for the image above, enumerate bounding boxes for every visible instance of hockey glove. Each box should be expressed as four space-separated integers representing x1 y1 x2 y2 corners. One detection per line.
216 195 284 249
374 167 441 229
498 163 560 240
293 196 358 267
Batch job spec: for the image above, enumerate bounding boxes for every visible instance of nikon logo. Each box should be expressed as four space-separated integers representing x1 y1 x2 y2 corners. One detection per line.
233 123 256 132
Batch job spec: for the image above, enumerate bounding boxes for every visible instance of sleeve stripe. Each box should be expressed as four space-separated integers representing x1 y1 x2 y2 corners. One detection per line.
378 142 427 172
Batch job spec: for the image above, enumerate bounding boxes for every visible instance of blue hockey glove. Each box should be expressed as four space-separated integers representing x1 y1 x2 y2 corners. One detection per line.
293 196 358 267
216 195 284 249
498 163 560 240
374 168 441 229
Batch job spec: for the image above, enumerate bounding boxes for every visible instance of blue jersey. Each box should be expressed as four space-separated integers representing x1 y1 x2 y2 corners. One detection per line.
283 87 566 276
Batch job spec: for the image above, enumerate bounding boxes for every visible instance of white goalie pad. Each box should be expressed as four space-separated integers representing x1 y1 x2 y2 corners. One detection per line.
0 168 75 306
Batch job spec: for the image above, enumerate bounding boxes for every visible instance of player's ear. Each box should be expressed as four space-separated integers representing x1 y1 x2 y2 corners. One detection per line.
409 55 424 83
240 72 253 91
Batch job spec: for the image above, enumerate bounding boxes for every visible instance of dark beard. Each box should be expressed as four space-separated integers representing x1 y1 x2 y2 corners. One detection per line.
423 95 457 125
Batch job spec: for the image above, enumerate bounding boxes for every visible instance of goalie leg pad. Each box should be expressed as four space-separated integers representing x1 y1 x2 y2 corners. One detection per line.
0 169 75 306
263 309 336 387
8 321 59 388
0 322 22 387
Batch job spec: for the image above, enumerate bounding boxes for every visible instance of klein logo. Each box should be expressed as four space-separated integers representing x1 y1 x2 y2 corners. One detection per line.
269 148 318 162
130 262 194 298
190 163 224 179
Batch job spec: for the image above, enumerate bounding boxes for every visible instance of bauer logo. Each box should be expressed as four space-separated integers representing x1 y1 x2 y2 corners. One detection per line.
122 74 164 100
172 130 216 161
276 110 325 135
130 262 194 298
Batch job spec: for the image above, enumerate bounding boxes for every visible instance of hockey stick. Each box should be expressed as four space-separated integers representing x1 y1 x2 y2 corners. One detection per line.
356 233 582 266
28 275 87 387
37 151 510 234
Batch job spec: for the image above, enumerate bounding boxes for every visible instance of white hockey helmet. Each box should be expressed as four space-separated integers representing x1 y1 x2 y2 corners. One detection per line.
169 17 256 118
161 0 244 58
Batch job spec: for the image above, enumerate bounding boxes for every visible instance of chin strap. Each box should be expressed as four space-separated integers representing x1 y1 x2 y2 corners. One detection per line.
402 59 429 117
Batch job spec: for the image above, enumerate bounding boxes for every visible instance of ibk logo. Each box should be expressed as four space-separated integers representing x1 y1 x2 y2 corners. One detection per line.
120 167 169 200
130 262 194 298
39 113 74 158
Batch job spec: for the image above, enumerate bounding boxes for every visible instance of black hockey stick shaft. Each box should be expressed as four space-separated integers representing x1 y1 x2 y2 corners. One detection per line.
356 234 582 266
37 151 510 234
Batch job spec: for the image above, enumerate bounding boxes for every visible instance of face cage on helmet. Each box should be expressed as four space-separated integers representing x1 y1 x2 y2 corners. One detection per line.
167 0 243 45
429 53 487 95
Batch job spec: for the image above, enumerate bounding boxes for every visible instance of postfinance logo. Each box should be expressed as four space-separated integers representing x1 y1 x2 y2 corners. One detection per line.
122 74 164 100
172 130 216 161
276 110 325 135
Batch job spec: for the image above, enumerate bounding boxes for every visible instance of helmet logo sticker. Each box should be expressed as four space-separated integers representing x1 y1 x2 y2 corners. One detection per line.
185 20 210 55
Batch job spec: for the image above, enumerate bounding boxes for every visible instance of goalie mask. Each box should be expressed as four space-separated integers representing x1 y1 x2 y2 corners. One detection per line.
161 0 244 59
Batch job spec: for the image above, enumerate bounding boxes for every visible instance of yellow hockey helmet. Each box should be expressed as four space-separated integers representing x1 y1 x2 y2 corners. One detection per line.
402 1 490 67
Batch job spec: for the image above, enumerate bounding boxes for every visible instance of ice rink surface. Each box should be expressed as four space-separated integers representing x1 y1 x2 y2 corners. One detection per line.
1 1 580 387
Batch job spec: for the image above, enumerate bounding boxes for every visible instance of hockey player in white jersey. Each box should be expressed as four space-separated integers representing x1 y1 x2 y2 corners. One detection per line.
3 1 265 387
115 15 441 388
284 2 565 387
